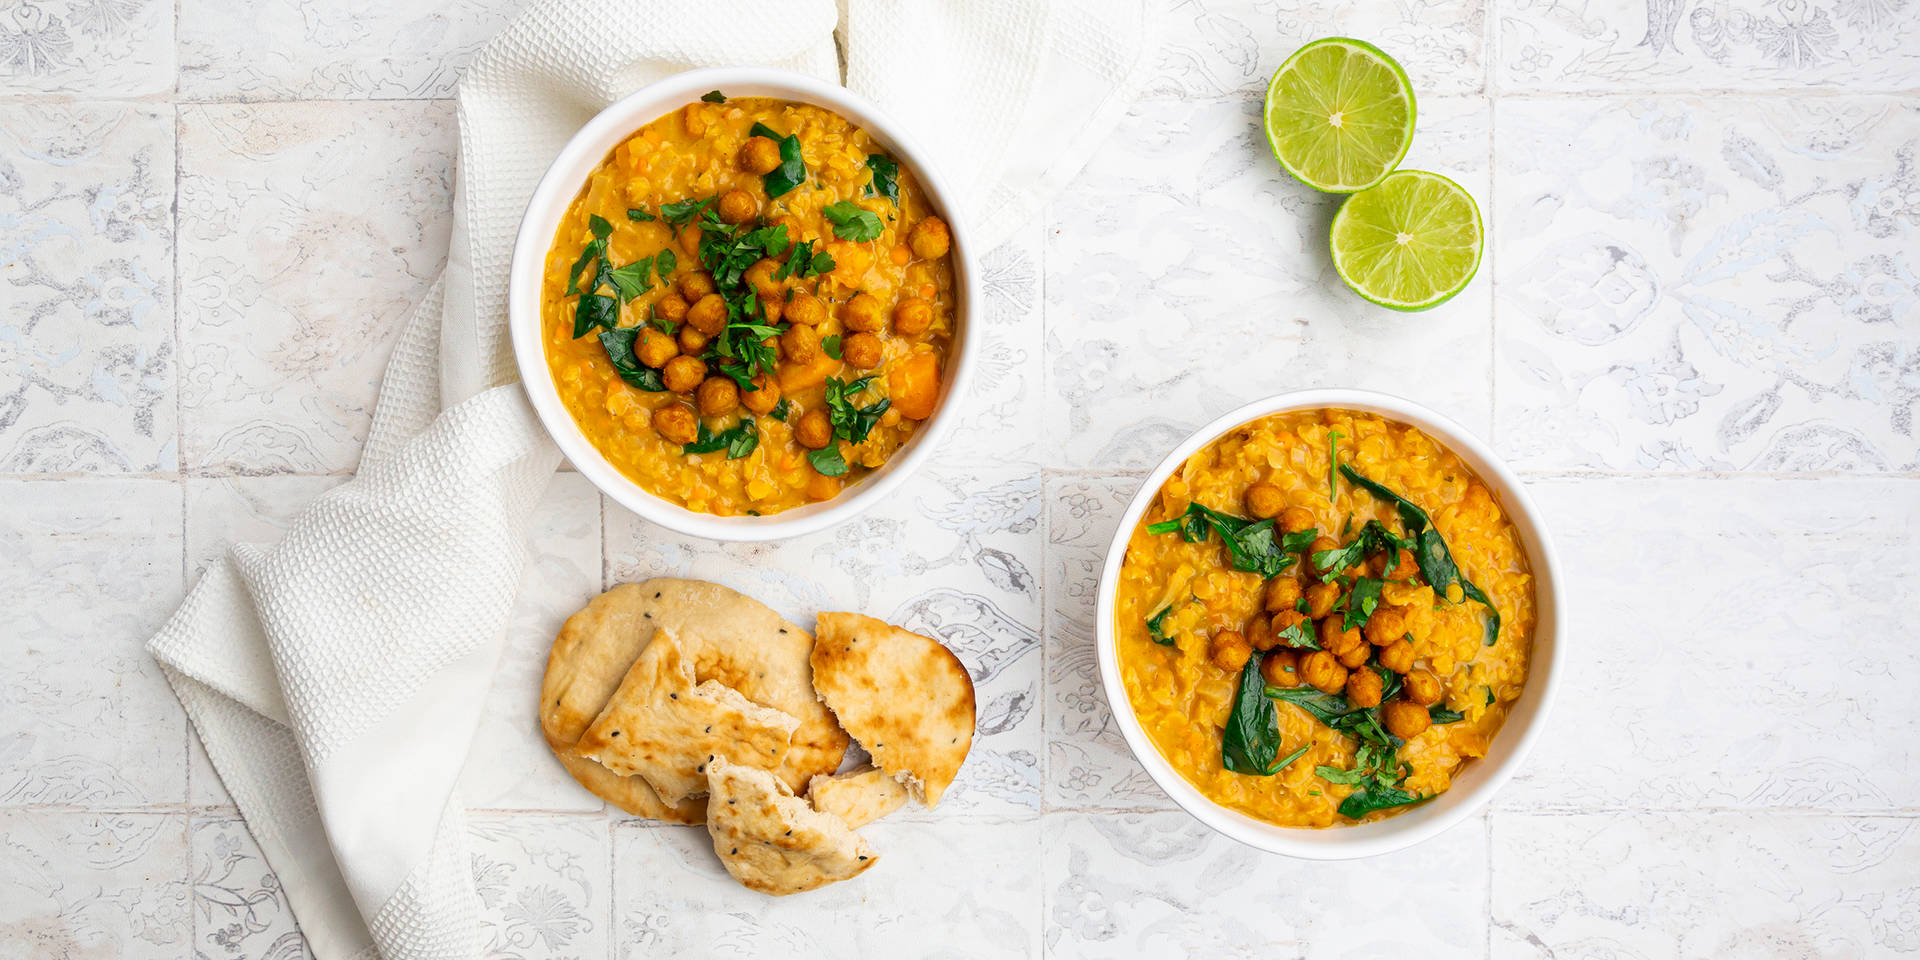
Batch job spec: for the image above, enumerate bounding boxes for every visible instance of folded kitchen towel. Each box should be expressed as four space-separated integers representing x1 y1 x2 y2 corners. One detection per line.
145 1 1156 958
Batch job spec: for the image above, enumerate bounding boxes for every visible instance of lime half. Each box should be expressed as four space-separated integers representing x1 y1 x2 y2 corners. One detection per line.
1330 169 1483 311
1264 37 1416 192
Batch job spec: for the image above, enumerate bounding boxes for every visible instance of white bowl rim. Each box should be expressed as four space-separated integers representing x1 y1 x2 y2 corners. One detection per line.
507 66 980 542
1094 388 1565 860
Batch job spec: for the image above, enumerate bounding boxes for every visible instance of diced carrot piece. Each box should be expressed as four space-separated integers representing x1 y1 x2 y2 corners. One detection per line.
888 352 941 420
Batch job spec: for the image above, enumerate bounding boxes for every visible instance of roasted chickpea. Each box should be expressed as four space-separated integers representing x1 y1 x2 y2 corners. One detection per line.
678 271 716 302
1300 650 1348 695
785 292 827 327
1260 649 1301 687
1383 547 1418 582
636 327 678 368
1345 667 1385 709
739 136 782 175
1308 535 1341 577
1319 617 1361 654
893 297 933 335
745 258 782 301
1278 506 1316 535
781 322 821 365
1363 605 1409 647
1245 482 1286 519
1402 670 1443 707
794 408 832 449
662 355 706 394
907 216 951 260
695 377 739 417
1264 577 1303 613
653 404 698 444
686 293 728 336
843 293 886 332
1209 631 1252 673
1304 581 1339 618
676 325 710 354
1378 638 1416 674
841 332 883 369
1383 700 1432 740
740 374 782 415
1336 639 1371 669
680 104 707 138
654 293 689 325
718 189 758 225
1269 608 1310 641
1246 614 1276 652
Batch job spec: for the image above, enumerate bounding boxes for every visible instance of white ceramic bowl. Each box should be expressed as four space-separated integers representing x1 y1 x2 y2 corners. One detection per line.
508 67 978 541
1095 389 1563 859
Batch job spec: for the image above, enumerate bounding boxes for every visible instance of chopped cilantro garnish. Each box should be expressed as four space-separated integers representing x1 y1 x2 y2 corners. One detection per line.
864 153 899 203
822 201 884 242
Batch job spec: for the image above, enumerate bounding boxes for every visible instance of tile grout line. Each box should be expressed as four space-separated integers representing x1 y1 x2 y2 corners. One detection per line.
171 98 195 910
1484 807 1495 960
1485 94 1498 453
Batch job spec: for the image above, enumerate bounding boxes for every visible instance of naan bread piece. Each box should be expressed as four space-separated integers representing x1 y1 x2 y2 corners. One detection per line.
705 757 879 896
540 580 850 815
573 629 799 805
810 612 975 808
806 765 909 829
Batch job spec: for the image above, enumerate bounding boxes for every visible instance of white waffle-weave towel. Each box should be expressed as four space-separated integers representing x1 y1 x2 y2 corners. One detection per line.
146 1 1155 957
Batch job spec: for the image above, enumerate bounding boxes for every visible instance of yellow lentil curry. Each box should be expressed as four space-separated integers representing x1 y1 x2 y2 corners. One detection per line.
542 95 955 516
1114 409 1534 827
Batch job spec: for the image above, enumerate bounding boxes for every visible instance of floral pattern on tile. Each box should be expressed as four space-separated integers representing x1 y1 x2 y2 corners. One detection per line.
192 818 312 960
0 478 184 806
1496 0 1920 93
469 816 609 960
1152 0 1487 99
177 100 454 476
1 811 190 958
0 103 175 474
1044 95 1494 469
178 0 526 100
0 0 173 97
1495 96 1920 472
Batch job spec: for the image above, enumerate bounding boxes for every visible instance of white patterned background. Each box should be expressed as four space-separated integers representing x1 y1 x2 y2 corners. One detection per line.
2 0 1917 956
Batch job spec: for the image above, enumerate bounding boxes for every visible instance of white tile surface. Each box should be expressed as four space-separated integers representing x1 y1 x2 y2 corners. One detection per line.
1504 477 1920 812
0 103 175 474
1494 0 1920 93
0 810 190 957
0 479 185 807
1043 94 1494 469
1491 812 1920 957
2 0 1917 953
1044 810 1488 956
0 0 174 97
178 0 529 101
1494 96 1920 473
612 816 1041 957
177 100 454 476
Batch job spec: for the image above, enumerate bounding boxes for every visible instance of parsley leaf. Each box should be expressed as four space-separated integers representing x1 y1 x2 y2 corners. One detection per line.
1343 576 1386 630
701 90 726 103
597 328 665 392
822 334 842 360
822 201 884 242
654 248 676 279
823 376 889 444
769 398 790 422
864 153 899 203
661 197 714 227
1146 503 1316 579
1275 618 1318 649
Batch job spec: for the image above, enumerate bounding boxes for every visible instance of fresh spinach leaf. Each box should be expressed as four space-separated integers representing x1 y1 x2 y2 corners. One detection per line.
608 257 655 302
1429 705 1466 724
864 153 899 203
749 122 806 198
626 207 655 222
822 201 884 242
822 334 843 360
660 197 714 227
682 417 757 459
807 444 848 476
1339 464 1501 646
597 327 666 392
770 398 790 422
565 237 606 295
700 90 726 103
1337 784 1428 819
1146 603 1177 645
1485 687 1497 707
1265 687 1354 726
588 214 613 239
1223 654 1300 776
654 248 676 278
1146 502 1315 579
573 292 618 338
